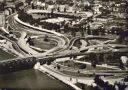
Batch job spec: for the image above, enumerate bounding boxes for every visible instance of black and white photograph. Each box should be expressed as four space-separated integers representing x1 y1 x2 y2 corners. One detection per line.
0 0 128 90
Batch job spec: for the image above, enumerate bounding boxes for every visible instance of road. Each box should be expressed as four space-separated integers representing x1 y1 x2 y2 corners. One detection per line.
8 9 127 57
0 29 28 57
6 13 128 61
7 13 70 57
1 4 127 90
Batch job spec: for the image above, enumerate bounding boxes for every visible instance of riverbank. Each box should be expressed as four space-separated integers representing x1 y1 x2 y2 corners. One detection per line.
36 64 82 90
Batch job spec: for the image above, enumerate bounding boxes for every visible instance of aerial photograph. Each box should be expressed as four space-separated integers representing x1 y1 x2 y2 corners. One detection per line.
0 0 128 90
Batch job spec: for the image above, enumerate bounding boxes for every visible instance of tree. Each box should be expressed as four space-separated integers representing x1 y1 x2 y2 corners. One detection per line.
119 60 125 70
0 2 6 11
44 35 49 42
15 1 24 11
26 0 32 5
79 64 86 69
32 3 35 9
40 60 46 65
27 37 34 46
91 61 96 68
57 64 60 70
47 60 51 65
116 30 128 44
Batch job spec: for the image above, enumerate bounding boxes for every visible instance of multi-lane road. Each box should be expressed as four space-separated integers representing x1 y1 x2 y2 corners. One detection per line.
7 13 70 57
6 10 128 60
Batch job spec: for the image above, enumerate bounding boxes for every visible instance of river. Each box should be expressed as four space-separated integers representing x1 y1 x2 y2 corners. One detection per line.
0 49 74 90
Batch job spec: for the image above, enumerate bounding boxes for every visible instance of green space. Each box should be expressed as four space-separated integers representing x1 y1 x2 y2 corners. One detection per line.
58 60 115 71
33 36 57 50
0 48 16 61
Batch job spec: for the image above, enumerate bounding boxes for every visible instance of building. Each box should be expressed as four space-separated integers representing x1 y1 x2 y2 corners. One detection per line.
92 0 127 35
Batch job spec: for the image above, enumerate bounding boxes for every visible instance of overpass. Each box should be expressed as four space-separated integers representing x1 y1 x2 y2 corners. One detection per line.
7 13 70 56
2 8 128 75
2 15 128 74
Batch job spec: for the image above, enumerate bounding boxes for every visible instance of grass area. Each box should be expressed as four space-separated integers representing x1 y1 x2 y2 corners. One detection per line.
10 30 57 50
58 60 115 71
57 61 125 77
33 37 57 50
0 48 16 61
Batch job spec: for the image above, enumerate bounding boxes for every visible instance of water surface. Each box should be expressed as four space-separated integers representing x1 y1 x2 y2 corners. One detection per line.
0 50 74 90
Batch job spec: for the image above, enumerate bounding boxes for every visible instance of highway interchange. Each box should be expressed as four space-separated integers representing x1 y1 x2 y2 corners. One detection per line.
0 6 128 90
6 10 128 58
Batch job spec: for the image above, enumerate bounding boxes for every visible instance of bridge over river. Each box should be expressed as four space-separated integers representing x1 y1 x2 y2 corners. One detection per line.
1 8 128 75
0 50 128 74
